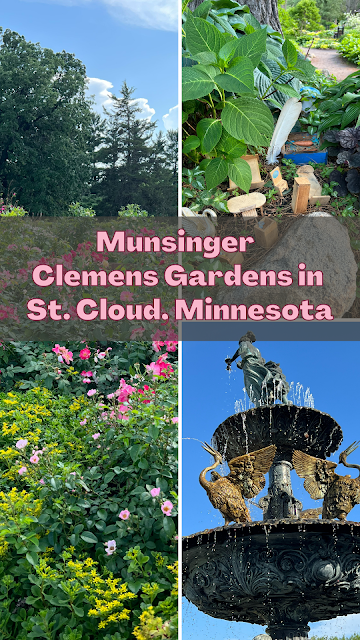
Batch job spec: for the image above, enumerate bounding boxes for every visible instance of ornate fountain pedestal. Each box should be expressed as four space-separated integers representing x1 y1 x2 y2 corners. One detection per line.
183 520 360 640
183 404 357 640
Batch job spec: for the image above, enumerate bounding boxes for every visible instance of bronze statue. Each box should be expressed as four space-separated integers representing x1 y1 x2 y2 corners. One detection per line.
225 332 292 406
292 441 360 521
199 442 277 525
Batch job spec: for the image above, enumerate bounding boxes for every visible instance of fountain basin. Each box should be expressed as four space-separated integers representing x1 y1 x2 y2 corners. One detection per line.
183 520 360 633
213 405 342 463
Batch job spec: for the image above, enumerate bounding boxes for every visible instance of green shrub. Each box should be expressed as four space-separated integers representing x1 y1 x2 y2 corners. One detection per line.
339 31 360 64
0 346 178 639
0 341 169 396
289 0 323 33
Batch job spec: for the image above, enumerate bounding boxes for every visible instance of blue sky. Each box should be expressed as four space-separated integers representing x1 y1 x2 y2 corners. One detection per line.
183 340 360 640
1 0 178 131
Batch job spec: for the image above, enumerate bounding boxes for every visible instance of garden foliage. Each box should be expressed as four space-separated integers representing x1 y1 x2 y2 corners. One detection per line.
0 341 178 639
312 69 360 133
182 0 316 194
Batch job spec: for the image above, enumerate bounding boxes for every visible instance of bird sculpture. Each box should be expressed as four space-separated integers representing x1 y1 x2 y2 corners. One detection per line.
199 442 277 525
292 441 360 521
180 207 217 237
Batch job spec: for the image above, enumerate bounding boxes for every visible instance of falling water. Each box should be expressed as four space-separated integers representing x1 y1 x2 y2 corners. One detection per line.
234 382 315 413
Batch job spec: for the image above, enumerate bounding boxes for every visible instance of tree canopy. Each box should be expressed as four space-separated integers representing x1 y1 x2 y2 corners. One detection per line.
0 28 95 216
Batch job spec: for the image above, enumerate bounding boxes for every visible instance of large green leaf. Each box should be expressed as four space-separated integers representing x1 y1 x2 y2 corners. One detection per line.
341 102 360 129
80 531 98 544
318 112 343 134
282 39 298 68
218 39 238 63
205 157 228 189
273 83 300 99
222 97 274 146
292 58 316 80
228 158 252 193
342 92 360 108
191 51 218 65
182 67 215 101
186 14 222 57
183 135 201 154
214 56 254 94
233 29 267 67
196 118 223 153
217 130 247 157
193 0 212 17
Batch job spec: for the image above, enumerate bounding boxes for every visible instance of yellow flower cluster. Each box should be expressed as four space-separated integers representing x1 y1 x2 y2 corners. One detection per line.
0 487 43 525
0 540 9 557
133 607 169 640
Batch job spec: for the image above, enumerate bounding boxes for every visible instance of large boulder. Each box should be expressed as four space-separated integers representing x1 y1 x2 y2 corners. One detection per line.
218 216 356 318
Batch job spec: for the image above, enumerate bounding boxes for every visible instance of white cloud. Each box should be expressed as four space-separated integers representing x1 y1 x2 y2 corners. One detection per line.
163 104 178 130
86 79 155 120
311 613 360 638
21 0 177 31
130 98 155 121
86 77 113 112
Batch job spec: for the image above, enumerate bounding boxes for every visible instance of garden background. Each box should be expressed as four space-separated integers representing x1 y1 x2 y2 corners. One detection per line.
0 339 178 640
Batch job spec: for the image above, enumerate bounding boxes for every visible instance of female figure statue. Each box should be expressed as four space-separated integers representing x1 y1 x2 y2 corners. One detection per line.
225 332 292 407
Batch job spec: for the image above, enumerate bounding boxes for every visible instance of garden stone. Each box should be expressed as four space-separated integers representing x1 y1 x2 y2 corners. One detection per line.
328 169 349 197
218 216 356 317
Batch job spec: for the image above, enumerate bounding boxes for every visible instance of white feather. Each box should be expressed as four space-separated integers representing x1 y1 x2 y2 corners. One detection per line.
266 97 302 165
180 207 217 237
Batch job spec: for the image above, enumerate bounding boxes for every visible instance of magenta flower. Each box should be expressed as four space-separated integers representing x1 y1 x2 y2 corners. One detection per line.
152 340 165 352
104 540 116 555
79 347 91 360
80 419 87 426
39 478 45 485
171 417 179 424
30 454 39 464
83 378 91 383
150 487 161 497
18 466 27 475
16 439 28 449
81 371 93 377
119 509 130 520
92 433 100 440
161 500 174 516
87 389 97 397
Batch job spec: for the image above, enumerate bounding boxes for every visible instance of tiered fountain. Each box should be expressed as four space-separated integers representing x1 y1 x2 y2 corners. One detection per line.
183 334 360 640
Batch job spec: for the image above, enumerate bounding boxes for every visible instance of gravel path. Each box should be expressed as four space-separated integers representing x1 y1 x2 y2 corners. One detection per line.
307 48 359 81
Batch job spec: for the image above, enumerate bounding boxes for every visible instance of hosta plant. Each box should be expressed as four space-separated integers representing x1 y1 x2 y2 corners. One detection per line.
182 0 316 193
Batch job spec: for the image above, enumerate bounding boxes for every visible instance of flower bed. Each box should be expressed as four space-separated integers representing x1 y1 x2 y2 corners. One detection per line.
0 342 178 639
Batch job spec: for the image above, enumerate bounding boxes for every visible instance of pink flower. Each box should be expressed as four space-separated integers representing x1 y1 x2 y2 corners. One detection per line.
87 389 97 397
107 393 115 399
161 500 174 516
165 341 178 352
80 419 87 426
30 454 39 464
97 352 106 359
83 378 91 383
18 466 27 475
119 509 130 520
150 487 161 497
120 290 134 302
152 341 165 352
81 371 93 377
130 327 145 339
52 344 61 354
39 478 45 485
79 347 91 360
104 540 116 555
16 439 28 449
92 433 100 440
52 344 73 364
146 354 174 379
171 417 179 424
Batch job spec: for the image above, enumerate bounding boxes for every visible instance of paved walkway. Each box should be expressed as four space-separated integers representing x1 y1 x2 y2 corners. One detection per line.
307 48 359 81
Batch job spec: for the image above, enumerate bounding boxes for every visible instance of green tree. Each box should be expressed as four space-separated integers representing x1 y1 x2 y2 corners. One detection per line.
289 0 322 31
316 0 345 25
0 28 96 216
95 81 177 216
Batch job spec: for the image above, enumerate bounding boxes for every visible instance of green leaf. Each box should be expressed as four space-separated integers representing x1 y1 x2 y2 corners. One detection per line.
272 83 300 99
196 118 223 153
318 112 343 134
196 64 218 79
217 130 247 158
292 58 316 80
205 157 229 189
182 67 216 101
97 509 107 520
148 424 160 440
218 39 238 63
342 92 360 108
342 102 360 129
282 39 298 68
214 57 254 95
103 472 115 484
191 51 217 65
80 531 98 544
163 516 176 538
182 111 189 124
183 136 201 154
26 551 38 567
222 97 273 146
185 14 222 57
193 0 212 17
233 28 267 67
228 158 252 193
